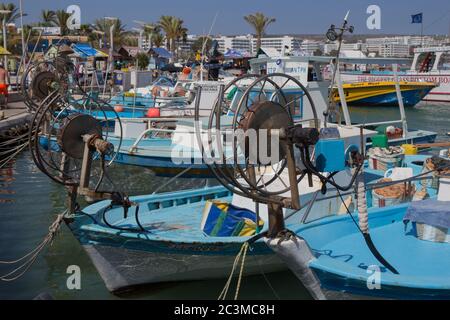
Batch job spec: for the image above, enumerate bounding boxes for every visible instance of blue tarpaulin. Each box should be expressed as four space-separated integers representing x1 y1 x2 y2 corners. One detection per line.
223 49 252 59
151 47 173 59
404 199 450 229
72 43 107 58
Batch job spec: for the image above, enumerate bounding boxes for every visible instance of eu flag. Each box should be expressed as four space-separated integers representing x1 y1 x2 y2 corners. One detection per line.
411 13 423 24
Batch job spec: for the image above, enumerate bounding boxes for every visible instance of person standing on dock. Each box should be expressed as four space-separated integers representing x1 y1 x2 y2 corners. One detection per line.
0 62 9 109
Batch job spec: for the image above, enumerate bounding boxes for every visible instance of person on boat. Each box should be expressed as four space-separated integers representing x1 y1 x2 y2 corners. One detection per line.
0 62 9 109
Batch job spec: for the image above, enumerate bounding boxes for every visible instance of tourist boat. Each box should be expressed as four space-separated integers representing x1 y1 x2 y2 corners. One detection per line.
341 46 450 103
65 153 443 295
333 81 436 107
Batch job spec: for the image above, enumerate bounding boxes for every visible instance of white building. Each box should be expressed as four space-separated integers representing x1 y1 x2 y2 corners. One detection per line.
253 36 302 53
214 35 253 53
299 40 322 55
378 43 410 57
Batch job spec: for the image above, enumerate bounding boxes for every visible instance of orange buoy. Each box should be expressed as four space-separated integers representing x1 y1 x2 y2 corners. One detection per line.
146 108 161 118
114 105 124 113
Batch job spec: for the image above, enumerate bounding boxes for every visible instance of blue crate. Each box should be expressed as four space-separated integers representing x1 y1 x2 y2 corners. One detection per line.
315 139 346 172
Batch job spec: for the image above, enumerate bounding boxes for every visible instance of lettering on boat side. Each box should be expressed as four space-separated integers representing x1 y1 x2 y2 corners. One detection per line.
66 265 81 290
174 304 276 317
367 265 382 290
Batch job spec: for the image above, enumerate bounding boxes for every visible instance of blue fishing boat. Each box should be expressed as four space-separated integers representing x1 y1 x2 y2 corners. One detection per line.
296 199 449 299
65 154 440 294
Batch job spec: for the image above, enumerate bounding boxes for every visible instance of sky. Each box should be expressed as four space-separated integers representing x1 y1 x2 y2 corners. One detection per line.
8 0 450 36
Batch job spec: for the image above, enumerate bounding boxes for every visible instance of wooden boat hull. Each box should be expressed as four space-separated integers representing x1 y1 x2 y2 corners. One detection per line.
81 243 284 294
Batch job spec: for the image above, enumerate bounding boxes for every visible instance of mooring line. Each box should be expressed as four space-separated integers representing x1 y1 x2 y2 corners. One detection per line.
0 211 66 282
218 242 249 300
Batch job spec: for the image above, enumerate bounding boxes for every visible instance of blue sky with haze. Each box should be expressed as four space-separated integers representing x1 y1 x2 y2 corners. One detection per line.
9 0 450 35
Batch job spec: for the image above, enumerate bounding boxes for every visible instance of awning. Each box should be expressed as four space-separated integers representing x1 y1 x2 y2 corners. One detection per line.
71 43 108 58
150 47 173 59
0 46 11 55
223 49 253 59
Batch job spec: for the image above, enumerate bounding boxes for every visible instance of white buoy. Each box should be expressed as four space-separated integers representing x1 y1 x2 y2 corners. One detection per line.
265 237 327 300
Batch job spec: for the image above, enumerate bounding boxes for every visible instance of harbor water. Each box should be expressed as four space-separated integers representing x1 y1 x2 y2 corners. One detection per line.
0 103 448 300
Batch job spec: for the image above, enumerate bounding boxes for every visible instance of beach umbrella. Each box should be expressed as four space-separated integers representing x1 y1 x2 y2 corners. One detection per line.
0 46 11 55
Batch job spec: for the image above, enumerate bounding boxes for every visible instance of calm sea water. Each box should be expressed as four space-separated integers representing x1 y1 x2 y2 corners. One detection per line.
0 102 448 300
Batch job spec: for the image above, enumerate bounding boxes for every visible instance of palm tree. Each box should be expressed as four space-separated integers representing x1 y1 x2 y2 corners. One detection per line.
0 3 22 24
92 18 128 48
158 15 188 56
78 24 92 36
55 10 71 36
41 10 56 27
244 12 276 53
151 32 164 48
142 23 160 49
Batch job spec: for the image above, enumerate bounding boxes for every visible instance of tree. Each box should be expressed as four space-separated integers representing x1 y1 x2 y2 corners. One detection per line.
244 12 276 52
92 18 128 48
142 23 160 49
151 32 164 48
158 15 188 57
136 52 149 70
191 36 212 57
55 10 71 36
0 3 22 24
41 10 56 27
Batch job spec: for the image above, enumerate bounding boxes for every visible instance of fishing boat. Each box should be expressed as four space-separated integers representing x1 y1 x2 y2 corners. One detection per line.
341 46 450 103
101 56 438 177
333 81 436 107
108 77 194 114
65 152 441 294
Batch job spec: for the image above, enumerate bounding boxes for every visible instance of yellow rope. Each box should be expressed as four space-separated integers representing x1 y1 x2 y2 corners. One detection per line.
234 242 249 300
218 242 249 301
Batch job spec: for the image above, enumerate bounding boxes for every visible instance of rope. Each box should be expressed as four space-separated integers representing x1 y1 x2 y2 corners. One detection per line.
0 141 29 170
218 242 249 300
0 211 66 282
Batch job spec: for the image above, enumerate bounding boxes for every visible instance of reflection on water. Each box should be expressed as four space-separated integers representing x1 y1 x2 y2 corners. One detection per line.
348 102 450 141
0 152 310 300
0 103 448 300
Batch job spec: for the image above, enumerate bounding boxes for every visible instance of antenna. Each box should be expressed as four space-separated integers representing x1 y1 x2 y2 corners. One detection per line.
200 11 219 81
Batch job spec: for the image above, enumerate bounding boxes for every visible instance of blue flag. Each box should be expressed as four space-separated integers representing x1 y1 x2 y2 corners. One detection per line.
411 13 423 24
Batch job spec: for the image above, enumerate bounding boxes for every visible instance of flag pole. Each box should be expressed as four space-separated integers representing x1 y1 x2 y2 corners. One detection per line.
421 20 424 47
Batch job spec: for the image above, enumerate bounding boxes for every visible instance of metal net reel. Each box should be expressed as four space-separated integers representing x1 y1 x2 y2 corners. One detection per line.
28 85 123 204
198 73 321 237
21 44 87 112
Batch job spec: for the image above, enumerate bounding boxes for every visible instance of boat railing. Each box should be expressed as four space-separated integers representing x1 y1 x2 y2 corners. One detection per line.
128 125 232 153
335 63 408 138
129 128 180 152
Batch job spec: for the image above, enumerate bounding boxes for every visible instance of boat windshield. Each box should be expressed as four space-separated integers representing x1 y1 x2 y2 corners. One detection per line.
153 76 176 87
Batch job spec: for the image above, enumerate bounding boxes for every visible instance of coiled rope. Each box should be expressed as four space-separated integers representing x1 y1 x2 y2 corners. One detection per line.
218 242 249 301
0 210 66 282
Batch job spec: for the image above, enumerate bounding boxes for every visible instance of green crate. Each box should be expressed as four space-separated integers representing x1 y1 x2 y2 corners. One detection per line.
371 134 389 148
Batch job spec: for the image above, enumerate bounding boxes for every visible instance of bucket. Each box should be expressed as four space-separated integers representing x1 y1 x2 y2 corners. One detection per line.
402 144 418 155
372 178 415 208
369 154 404 171
438 178 450 202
